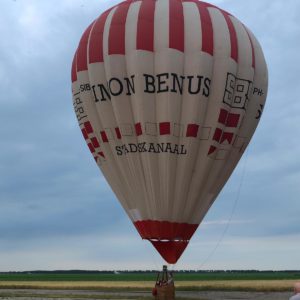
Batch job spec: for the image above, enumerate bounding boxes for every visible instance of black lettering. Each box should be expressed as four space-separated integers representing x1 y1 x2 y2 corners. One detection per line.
93 83 111 102
116 146 122 156
92 85 100 102
120 144 129 154
109 78 123 96
180 145 187 154
157 73 169 93
171 73 184 94
148 143 157 153
138 142 147 152
156 143 165 153
129 143 138 153
124 75 135 95
75 106 84 114
75 97 82 105
203 77 211 97
256 104 264 120
80 84 90 92
115 142 188 156
253 87 264 96
173 144 179 154
165 143 175 153
144 74 156 93
188 75 203 94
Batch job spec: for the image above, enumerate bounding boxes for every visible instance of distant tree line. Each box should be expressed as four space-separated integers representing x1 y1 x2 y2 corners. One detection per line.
0 270 299 274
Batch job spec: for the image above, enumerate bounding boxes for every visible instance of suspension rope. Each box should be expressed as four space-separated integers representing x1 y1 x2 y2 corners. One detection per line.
196 147 250 270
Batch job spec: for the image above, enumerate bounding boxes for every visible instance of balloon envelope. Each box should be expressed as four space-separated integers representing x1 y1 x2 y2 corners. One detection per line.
71 0 268 264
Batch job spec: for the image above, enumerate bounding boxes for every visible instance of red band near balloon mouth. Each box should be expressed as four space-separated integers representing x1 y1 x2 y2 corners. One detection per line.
134 220 199 264
150 240 189 264
134 220 198 241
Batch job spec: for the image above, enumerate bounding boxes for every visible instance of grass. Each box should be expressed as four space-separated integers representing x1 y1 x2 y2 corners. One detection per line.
0 272 299 294
0 292 154 300
0 279 298 292
0 291 195 300
0 271 299 281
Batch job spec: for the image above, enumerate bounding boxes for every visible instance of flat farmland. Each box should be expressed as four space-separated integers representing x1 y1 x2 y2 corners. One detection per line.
0 272 299 299
0 287 295 300
1 271 300 282
0 279 298 290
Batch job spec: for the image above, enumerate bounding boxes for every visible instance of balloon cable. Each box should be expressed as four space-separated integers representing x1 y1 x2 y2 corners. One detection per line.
196 147 250 270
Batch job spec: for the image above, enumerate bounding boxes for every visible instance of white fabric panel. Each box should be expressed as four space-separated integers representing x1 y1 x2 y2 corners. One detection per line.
172 2 212 222
155 49 185 220
102 3 155 220
88 6 144 217
154 0 169 52
123 2 158 221
200 16 254 207
125 1 141 54
103 8 117 57
75 66 129 211
198 23 267 221
185 8 237 223
102 62 150 218
84 13 136 215
72 0 268 233
237 28 268 143
183 2 202 53
125 51 161 220
87 61 133 213
153 0 175 220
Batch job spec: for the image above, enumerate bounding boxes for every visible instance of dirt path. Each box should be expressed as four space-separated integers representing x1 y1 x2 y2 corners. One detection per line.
0 289 294 300
178 290 293 299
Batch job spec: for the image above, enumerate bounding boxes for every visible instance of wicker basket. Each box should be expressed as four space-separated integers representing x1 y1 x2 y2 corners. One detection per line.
155 283 175 300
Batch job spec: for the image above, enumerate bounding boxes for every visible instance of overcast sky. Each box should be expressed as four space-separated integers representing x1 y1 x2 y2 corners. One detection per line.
0 0 300 271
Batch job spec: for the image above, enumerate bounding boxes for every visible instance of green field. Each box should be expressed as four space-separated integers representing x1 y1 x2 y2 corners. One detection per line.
0 271 299 282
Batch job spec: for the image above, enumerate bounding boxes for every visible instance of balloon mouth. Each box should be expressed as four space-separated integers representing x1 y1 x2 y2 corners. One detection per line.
134 220 198 264
149 239 189 264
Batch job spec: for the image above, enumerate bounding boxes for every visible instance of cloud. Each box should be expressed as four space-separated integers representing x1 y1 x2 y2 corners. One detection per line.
0 0 299 271
202 219 254 227
183 234 300 270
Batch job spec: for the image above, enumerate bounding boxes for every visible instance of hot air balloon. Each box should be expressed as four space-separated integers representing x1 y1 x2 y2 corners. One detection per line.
71 0 268 264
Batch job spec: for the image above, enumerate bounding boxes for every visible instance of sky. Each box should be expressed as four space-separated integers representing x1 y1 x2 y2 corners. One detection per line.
0 0 300 271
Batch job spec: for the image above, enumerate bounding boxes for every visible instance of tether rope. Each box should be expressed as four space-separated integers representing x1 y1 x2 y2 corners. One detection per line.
196 146 250 270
